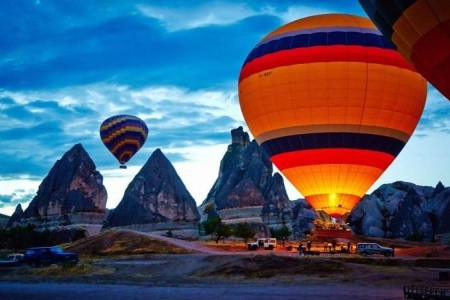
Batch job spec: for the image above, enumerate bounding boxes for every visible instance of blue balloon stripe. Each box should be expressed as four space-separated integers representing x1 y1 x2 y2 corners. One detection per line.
244 31 395 65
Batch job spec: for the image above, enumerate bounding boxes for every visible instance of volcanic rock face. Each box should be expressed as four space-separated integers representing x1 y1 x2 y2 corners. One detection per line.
199 127 293 233
103 148 200 229
348 181 450 241
23 144 107 219
6 204 23 228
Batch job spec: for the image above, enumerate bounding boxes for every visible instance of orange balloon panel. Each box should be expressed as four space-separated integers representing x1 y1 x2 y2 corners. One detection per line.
359 0 450 100
238 14 427 217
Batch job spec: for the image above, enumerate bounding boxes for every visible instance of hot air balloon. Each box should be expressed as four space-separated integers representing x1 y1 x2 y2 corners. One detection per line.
358 0 450 100
100 115 148 169
238 14 427 218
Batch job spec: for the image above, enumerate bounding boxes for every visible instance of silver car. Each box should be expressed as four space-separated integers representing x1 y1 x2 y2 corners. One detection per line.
357 243 394 257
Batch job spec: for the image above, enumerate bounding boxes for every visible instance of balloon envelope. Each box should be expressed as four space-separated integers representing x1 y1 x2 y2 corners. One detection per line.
358 0 450 100
238 14 427 218
100 115 148 168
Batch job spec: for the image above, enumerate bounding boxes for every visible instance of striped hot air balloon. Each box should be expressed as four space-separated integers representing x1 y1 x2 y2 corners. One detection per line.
100 115 148 169
358 0 450 100
238 14 427 218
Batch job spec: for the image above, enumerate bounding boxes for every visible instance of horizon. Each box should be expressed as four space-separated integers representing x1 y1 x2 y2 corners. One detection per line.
1 1 450 216
0 136 446 218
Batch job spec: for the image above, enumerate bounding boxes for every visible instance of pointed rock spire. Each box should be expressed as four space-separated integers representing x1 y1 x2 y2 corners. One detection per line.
103 148 200 228
6 203 23 228
23 143 107 219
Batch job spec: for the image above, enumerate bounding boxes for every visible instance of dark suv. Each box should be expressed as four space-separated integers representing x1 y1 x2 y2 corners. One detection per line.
24 246 79 267
357 243 394 257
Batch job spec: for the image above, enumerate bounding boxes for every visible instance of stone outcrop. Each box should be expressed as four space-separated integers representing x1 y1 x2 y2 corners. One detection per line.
348 181 450 242
103 148 200 238
18 143 107 235
199 127 293 235
0 213 9 229
290 199 319 238
6 204 23 228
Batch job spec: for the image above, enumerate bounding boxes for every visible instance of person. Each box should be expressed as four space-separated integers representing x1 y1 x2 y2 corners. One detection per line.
390 244 395 257
323 241 328 252
327 242 332 252
307 240 312 252
298 243 304 256
347 242 352 254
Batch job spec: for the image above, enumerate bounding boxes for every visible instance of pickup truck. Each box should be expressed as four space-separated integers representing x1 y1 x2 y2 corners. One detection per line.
24 246 79 267
0 254 24 267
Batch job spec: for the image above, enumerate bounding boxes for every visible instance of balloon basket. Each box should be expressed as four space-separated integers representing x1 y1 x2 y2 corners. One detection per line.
314 228 352 239
119 165 127 169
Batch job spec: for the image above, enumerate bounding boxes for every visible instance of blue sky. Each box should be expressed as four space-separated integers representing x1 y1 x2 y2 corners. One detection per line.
1 0 450 216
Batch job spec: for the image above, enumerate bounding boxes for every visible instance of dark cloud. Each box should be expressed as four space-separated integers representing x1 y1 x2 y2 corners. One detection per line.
0 1 283 91
0 121 64 140
0 191 34 209
0 195 12 204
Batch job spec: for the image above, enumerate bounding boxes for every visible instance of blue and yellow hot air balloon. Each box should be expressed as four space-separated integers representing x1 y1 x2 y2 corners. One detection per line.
238 14 427 218
100 115 148 169
358 0 450 100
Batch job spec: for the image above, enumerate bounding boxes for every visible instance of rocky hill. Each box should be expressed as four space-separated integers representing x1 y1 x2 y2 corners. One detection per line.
0 213 9 229
199 127 294 235
103 148 200 238
10 143 107 236
348 181 450 242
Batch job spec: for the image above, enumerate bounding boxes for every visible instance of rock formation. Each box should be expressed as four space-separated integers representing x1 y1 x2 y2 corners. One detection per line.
199 127 293 236
103 148 200 238
348 181 450 242
0 213 9 229
6 204 23 228
290 199 319 237
19 143 107 236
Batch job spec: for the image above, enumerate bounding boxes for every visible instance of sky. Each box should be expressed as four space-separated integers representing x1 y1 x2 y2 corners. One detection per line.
1 0 450 216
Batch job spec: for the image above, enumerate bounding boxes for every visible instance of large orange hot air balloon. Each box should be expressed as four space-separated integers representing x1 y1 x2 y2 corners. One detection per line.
358 0 450 100
100 115 148 169
238 14 427 218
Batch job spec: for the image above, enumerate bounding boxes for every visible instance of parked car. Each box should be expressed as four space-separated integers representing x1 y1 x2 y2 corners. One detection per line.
247 238 277 250
357 243 394 257
24 246 79 267
0 253 24 267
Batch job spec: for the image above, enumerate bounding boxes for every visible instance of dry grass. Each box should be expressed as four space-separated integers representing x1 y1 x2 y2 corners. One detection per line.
196 254 348 278
66 230 193 257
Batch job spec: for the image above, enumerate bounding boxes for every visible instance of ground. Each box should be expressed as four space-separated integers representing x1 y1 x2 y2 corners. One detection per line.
0 229 449 289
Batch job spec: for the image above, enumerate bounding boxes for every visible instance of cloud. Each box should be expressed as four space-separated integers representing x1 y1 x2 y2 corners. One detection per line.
0 180 39 214
136 1 355 32
0 82 244 174
417 86 450 135
138 1 257 31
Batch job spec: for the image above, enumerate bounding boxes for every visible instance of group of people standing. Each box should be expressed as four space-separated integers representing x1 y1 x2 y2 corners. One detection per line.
298 239 353 255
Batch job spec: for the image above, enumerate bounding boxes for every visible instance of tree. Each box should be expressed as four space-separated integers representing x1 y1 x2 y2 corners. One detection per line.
269 225 292 241
202 215 221 236
215 222 231 244
233 222 255 244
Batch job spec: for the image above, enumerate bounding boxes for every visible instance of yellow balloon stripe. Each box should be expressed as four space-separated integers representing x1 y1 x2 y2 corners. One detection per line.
101 125 148 144
262 13 376 42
